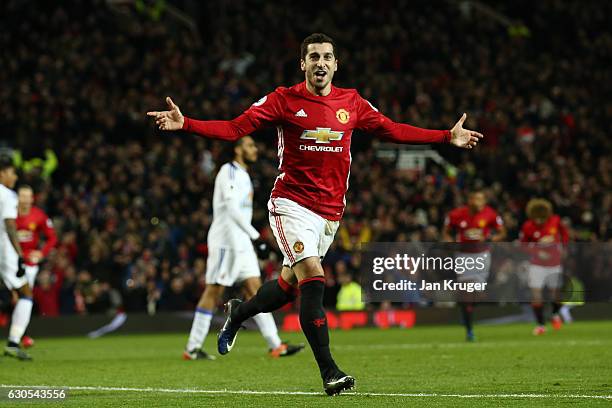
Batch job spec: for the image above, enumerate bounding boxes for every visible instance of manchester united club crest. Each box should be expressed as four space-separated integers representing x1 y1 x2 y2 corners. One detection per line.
478 219 487 228
336 109 350 124
293 241 304 254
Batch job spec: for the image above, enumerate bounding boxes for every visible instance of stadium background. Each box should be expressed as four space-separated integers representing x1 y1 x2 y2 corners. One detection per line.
0 0 610 321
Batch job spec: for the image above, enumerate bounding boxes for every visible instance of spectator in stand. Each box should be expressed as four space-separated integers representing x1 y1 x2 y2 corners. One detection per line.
32 268 63 317
336 271 364 312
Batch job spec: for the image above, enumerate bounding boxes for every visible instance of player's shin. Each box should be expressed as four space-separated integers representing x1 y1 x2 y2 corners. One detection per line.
298 278 338 379
551 302 561 315
8 296 33 346
532 302 545 326
232 276 297 324
186 307 213 351
460 302 474 337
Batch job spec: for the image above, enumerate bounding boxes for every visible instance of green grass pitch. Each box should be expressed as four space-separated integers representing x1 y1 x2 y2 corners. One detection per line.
1 321 611 407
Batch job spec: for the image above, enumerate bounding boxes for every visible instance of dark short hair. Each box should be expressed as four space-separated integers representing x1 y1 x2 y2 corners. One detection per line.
469 188 485 196
217 136 251 165
234 135 252 148
301 33 337 60
0 156 14 172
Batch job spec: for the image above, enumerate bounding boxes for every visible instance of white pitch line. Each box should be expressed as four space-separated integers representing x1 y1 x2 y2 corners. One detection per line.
334 339 609 350
231 339 609 352
0 385 610 399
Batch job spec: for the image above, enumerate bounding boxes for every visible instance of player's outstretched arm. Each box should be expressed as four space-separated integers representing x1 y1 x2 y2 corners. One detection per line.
147 96 266 142
147 97 184 131
357 96 483 147
449 113 484 149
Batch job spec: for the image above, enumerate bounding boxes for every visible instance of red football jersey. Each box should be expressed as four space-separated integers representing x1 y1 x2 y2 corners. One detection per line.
16 206 57 266
520 215 568 266
445 205 503 252
183 81 450 220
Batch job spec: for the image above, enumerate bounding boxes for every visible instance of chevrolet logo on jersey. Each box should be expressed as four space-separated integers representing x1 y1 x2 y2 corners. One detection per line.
300 128 344 143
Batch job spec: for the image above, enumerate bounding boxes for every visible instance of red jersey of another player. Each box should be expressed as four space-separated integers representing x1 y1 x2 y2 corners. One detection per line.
520 215 568 267
182 82 451 220
16 206 57 266
445 205 503 252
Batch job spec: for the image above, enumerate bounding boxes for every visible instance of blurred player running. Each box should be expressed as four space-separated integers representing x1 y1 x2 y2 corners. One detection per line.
16 184 57 348
443 189 506 341
183 136 304 360
16 185 57 289
520 199 569 335
148 33 483 395
16 185 57 348
0 158 32 360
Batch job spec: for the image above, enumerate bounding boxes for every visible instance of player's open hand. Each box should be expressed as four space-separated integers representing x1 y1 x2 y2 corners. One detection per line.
147 97 184 130
449 113 483 149
28 250 43 264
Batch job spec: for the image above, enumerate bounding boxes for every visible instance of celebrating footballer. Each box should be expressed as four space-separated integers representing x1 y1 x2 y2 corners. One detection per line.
148 33 483 395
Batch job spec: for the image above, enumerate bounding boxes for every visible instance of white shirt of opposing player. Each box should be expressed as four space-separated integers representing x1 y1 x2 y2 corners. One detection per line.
207 161 260 251
0 184 18 258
